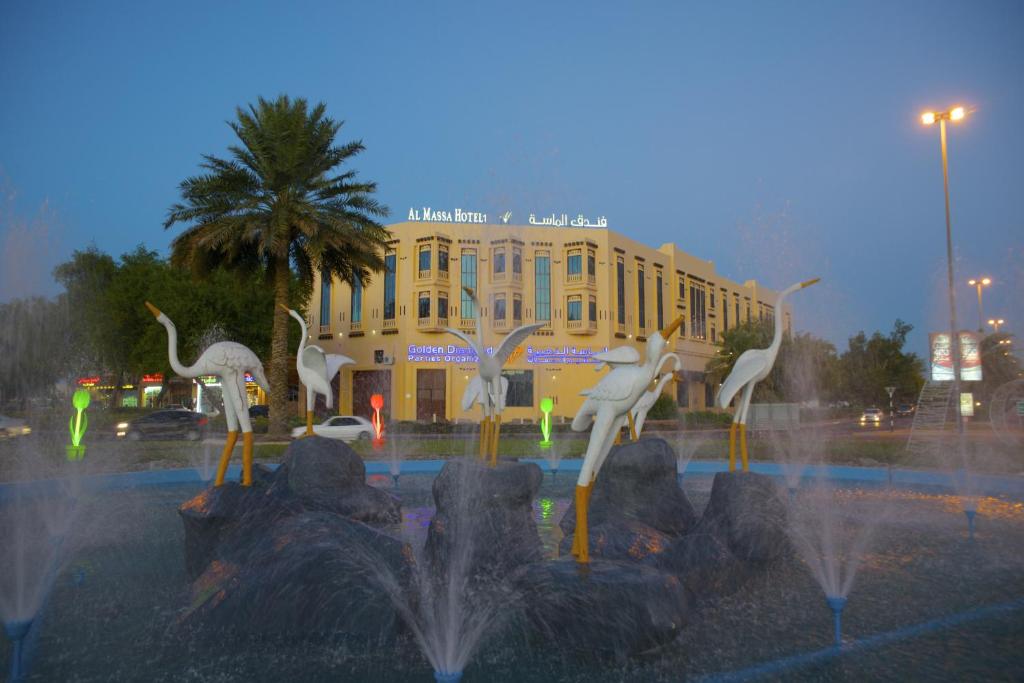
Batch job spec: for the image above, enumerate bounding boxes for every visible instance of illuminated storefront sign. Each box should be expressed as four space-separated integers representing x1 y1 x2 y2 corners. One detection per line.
77 376 100 387
407 344 608 365
141 373 164 383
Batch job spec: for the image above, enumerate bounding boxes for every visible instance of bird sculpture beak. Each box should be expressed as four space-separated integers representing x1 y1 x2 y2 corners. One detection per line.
144 301 161 318
659 316 684 339
278 304 292 313
462 286 475 298
800 278 821 288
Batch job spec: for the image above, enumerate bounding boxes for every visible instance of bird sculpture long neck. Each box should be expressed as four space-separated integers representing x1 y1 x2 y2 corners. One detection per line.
161 318 198 378
654 352 679 378
768 286 797 357
472 293 485 355
289 310 309 362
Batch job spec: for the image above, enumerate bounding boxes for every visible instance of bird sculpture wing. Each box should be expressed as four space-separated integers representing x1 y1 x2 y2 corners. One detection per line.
580 366 637 402
496 375 510 411
592 345 641 370
492 323 545 365
716 349 767 409
443 327 481 358
301 345 328 382
462 376 483 411
325 354 355 381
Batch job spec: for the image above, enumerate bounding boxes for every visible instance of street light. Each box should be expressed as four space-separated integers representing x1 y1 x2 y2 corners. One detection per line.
988 318 1005 333
967 277 991 332
921 105 970 435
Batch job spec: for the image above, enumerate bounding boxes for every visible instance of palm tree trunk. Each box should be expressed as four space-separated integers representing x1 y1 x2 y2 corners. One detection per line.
268 253 291 436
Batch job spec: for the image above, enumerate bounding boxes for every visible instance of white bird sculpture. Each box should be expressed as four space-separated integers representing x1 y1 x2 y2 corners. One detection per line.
145 302 270 487
715 278 819 472
282 306 355 436
444 287 544 465
631 354 682 436
570 316 683 563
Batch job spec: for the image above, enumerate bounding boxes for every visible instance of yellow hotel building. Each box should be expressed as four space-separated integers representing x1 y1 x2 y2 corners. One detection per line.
309 217 791 423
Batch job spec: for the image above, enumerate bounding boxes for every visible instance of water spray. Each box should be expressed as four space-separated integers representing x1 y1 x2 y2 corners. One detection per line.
825 595 847 647
964 509 976 541
66 389 90 461
539 396 553 448
4 619 33 682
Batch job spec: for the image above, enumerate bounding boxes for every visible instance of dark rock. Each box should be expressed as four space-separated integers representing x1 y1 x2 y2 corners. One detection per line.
424 459 544 581
645 531 751 604
178 482 296 580
560 438 697 545
269 436 401 524
557 518 673 563
698 471 788 563
182 511 413 640
515 558 690 658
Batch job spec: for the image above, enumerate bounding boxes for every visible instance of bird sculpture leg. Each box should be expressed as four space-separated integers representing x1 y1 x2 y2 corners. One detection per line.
627 412 638 442
214 378 240 487
490 415 502 466
304 388 315 437
573 483 592 563
242 432 254 486
738 383 755 472
234 377 255 486
728 421 738 472
479 415 491 460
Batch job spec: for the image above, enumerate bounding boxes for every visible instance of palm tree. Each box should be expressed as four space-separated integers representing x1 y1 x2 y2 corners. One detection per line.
165 95 389 434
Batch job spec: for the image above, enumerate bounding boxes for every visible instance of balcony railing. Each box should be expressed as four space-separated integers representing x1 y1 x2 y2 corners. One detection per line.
459 317 476 330
350 321 362 332
417 317 431 328
567 319 598 335
438 269 449 281
437 316 448 327
512 271 522 283
319 324 331 335
492 318 509 331
566 319 583 329
417 269 431 280
567 272 582 283
383 318 397 330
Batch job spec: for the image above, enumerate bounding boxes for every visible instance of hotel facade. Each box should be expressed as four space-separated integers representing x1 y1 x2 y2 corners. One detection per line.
309 216 791 423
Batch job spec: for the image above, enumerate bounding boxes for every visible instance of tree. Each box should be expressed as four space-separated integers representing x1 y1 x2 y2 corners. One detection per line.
835 319 925 407
0 296 72 407
165 95 389 434
974 332 1021 410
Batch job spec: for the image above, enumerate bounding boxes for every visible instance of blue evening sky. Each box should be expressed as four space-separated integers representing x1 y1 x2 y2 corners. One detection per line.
2 1 1022 357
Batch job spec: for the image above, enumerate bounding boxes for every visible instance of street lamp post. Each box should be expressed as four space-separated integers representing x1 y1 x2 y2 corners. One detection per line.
988 318 1005 333
921 106 969 436
967 277 991 333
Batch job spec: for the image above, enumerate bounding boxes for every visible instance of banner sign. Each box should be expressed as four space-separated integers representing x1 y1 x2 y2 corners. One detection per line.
929 331 982 382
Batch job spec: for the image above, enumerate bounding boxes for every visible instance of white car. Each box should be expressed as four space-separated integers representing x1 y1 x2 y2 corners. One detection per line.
291 415 375 442
0 414 31 438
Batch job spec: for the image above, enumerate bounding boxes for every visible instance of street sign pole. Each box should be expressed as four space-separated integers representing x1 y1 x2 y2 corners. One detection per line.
886 386 897 432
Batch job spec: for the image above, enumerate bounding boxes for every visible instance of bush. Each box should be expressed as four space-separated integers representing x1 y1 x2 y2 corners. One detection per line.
648 394 679 420
679 410 733 429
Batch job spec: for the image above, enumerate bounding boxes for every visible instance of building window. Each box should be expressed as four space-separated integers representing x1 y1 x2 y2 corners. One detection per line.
616 256 625 326
587 250 596 278
567 296 583 321
438 294 448 321
512 294 522 322
535 252 551 322
319 270 331 327
418 245 431 276
722 290 729 331
710 323 717 343
512 247 522 276
493 247 506 277
676 378 689 408
383 253 396 320
704 382 714 408
502 369 533 407
678 275 686 300
438 245 449 274
418 292 431 319
689 280 706 340
461 250 477 318
567 249 582 279
588 295 597 323
709 285 716 310
637 264 646 330
656 271 664 331
494 294 507 320
350 275 362 324
735 296 740 327
746 299 751 321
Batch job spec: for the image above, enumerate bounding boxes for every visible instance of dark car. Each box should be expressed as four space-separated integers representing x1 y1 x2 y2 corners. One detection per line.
895 404 916 417
248 405 269 418
116 410 208 441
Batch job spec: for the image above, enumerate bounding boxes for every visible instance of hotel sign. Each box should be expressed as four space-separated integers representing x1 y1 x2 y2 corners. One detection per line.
407 207 489 224
407 344 609 365
406 206 608 228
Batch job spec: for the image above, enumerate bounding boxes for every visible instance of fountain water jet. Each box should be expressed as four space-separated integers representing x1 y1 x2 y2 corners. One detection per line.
825 595 847 646
3 618 32 682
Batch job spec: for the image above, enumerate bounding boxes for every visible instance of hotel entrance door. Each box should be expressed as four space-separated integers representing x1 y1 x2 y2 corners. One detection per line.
416 369 446 422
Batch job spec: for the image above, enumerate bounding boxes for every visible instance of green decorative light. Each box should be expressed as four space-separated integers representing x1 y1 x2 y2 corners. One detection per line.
67 389 90 461
539 397 554 447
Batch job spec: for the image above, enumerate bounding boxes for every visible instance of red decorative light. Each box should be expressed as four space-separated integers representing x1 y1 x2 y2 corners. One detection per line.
370 394 385 443
77 376 100 386
141 373 164 383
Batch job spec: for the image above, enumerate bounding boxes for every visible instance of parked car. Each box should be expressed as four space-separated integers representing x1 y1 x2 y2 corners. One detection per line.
858 407 883 426
894 404 916 417
291 416 374 442
116 410 209 441
0 415 31 438
248 405 269 418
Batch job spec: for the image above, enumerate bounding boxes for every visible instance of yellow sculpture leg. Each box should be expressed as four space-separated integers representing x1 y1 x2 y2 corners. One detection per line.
740 423 749 472
214 430 238 487
490 415 502 467
479 417 491 460
305 411 314 437
572 483 592 564
627 413 638 442
728 422 737 473
242 432 254 487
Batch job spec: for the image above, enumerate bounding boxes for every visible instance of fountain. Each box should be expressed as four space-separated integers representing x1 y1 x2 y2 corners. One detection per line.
3 619 31 682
